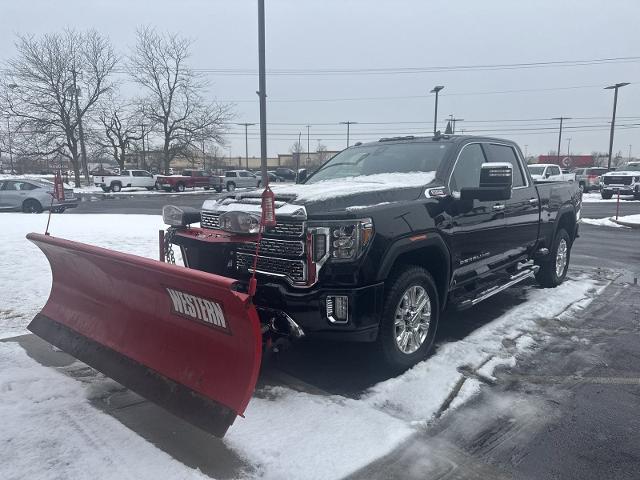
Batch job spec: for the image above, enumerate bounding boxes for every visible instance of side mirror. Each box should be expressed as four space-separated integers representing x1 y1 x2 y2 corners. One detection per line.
460 163 513 202
297 169 308 183
545 172 551 178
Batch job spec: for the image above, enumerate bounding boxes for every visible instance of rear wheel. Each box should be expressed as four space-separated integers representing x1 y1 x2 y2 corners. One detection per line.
536 228 571 288
111 182 122 193
175 183 186 192
22 199 43 213
227 182 236 192
601 191 613 199
375 266 439 371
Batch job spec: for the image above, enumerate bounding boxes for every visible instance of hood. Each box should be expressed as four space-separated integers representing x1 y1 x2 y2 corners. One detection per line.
603 170 640 176
202 171 437 216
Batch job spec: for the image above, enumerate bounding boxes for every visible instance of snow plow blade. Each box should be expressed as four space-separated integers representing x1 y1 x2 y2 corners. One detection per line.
26 232 261 437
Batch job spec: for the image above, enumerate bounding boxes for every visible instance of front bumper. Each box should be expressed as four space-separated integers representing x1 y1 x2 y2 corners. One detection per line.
602 185 638 195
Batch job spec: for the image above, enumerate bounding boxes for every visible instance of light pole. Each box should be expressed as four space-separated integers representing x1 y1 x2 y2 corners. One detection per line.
524 144 528 159
552 117 571 164
605 82 630 169
306 124 311 164
339 121 357 147
257 0 268 186
566 138 572 156
430 85 444 135
235 122 255 170
447 115 464 134
629 144 633 161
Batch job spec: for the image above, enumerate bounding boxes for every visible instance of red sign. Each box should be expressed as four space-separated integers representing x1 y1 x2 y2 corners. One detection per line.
537 155 593 168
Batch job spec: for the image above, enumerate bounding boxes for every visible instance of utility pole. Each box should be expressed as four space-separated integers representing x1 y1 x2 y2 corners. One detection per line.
629 144 633 161
447 115 464 134
236 122 255 170
430 85 444 135
566 138 572 156
257 0 268 186
306 124 311 164
605 82 630 170
71 67 89 184
524 144 529 159
551 117 571 164
296 131 302 175
339 121 357 147
6 117 14 174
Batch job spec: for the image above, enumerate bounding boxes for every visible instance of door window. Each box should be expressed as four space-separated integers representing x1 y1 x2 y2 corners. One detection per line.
239 171 249 177
486 144 526 187
226 172 237 178
548 166 561 176
449 143 487 193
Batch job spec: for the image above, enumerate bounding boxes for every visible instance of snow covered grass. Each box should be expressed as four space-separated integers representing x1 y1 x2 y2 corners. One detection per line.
74 186 219 196
0 213 609 479
581 214 640 228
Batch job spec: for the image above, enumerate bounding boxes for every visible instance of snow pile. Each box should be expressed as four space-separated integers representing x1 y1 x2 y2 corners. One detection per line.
0 343 209 480
271 171 436 203
0 214 172 339
581 214 640 228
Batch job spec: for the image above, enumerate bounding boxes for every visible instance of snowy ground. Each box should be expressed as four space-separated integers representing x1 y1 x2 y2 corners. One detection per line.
581 214 640 228
0 214 609 479
582 192 639 203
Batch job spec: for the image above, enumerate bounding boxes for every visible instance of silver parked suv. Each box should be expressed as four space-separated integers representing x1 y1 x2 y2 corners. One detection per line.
223 170 261 191
0 178 78 213
573 167 611 192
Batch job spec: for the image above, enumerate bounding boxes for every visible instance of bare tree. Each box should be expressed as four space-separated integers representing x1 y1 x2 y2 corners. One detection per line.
129 27 232 174
99 98 142 170
2 30 116 186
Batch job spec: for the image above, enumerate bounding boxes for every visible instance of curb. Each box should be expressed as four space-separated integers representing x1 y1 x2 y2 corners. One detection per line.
609 217 640 229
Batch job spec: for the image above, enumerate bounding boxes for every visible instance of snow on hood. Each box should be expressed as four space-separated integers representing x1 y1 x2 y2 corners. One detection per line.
270 171 437 203
603 170 640 176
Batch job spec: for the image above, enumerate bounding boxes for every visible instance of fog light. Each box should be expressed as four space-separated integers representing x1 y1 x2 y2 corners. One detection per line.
326 295 348 323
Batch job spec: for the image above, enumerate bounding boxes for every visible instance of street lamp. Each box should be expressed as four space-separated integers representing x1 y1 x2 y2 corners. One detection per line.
605 82 630 169
430 85 444 135
339 121 358 147
551 117 571 164
235 123 256 169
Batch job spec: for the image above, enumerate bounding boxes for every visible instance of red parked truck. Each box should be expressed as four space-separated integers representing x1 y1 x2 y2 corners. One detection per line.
155 169 224 192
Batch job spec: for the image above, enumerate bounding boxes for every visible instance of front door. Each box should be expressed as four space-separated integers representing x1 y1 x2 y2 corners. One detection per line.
440 143 509 286
485 143 540 260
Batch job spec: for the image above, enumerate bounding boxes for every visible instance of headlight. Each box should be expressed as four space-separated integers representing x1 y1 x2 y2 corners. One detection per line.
311 219 374 262
219 211 260 234
162 205 201 226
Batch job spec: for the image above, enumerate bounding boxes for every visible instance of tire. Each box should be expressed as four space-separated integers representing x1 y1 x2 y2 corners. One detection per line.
22 199 43 214
111 182 122 193
375 266 440 371
175 183 186 192
601 191 613 200
155 182 161 190
227 182 236 192
536 228 571 288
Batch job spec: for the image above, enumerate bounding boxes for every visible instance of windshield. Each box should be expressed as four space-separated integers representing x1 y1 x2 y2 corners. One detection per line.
527 166 546 176
305 142 450 184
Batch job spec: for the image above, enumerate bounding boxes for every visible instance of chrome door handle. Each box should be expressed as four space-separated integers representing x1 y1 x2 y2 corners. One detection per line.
492 204 505 211
529 198 539 205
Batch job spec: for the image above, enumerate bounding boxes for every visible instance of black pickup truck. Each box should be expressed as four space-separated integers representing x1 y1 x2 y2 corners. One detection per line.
165 135 581 369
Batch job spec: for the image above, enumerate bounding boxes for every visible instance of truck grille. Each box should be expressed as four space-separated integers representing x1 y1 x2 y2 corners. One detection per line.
603 176 633 186
200 210 307 283
236 253 306 282
237 238 305 257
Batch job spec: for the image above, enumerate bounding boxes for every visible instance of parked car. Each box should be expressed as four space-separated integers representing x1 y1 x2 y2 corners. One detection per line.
267 171 285 182
600 168 640 199
0 178 77 213
155 169 224 192
224 170 261 191
93 170 156 192
573 167 612 192
527 164 575 182
273 167 297 181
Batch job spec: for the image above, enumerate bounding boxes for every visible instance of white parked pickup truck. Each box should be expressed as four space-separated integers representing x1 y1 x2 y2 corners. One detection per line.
94 170 156 192
527 164 576 182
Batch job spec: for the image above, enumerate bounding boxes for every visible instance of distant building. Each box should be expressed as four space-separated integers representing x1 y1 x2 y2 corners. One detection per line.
536 155 594 169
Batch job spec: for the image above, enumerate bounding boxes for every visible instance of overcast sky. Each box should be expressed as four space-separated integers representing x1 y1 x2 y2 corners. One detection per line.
2 0 639 158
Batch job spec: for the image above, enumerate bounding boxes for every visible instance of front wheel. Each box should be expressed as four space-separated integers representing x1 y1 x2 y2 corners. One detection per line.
536 228 571 288
375 266 439 371
227 182 236 192
111 182 122 193
22 199 43 214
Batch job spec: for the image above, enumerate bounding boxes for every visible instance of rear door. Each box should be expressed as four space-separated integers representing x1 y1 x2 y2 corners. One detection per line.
486 143 540 260
443 142 509 284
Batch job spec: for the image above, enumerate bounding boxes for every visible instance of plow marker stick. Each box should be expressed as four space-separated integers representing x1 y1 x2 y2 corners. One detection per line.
27 232 261 437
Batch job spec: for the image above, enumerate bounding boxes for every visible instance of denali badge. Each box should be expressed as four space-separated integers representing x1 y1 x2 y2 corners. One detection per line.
166 288 228 331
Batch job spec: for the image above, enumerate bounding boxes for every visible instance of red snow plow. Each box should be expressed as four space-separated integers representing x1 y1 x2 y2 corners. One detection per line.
27 232 262 437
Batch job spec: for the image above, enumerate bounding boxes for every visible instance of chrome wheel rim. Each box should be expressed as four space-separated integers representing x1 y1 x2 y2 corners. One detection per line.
394 285 431 354
555 238 568 277
228 183 235 191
